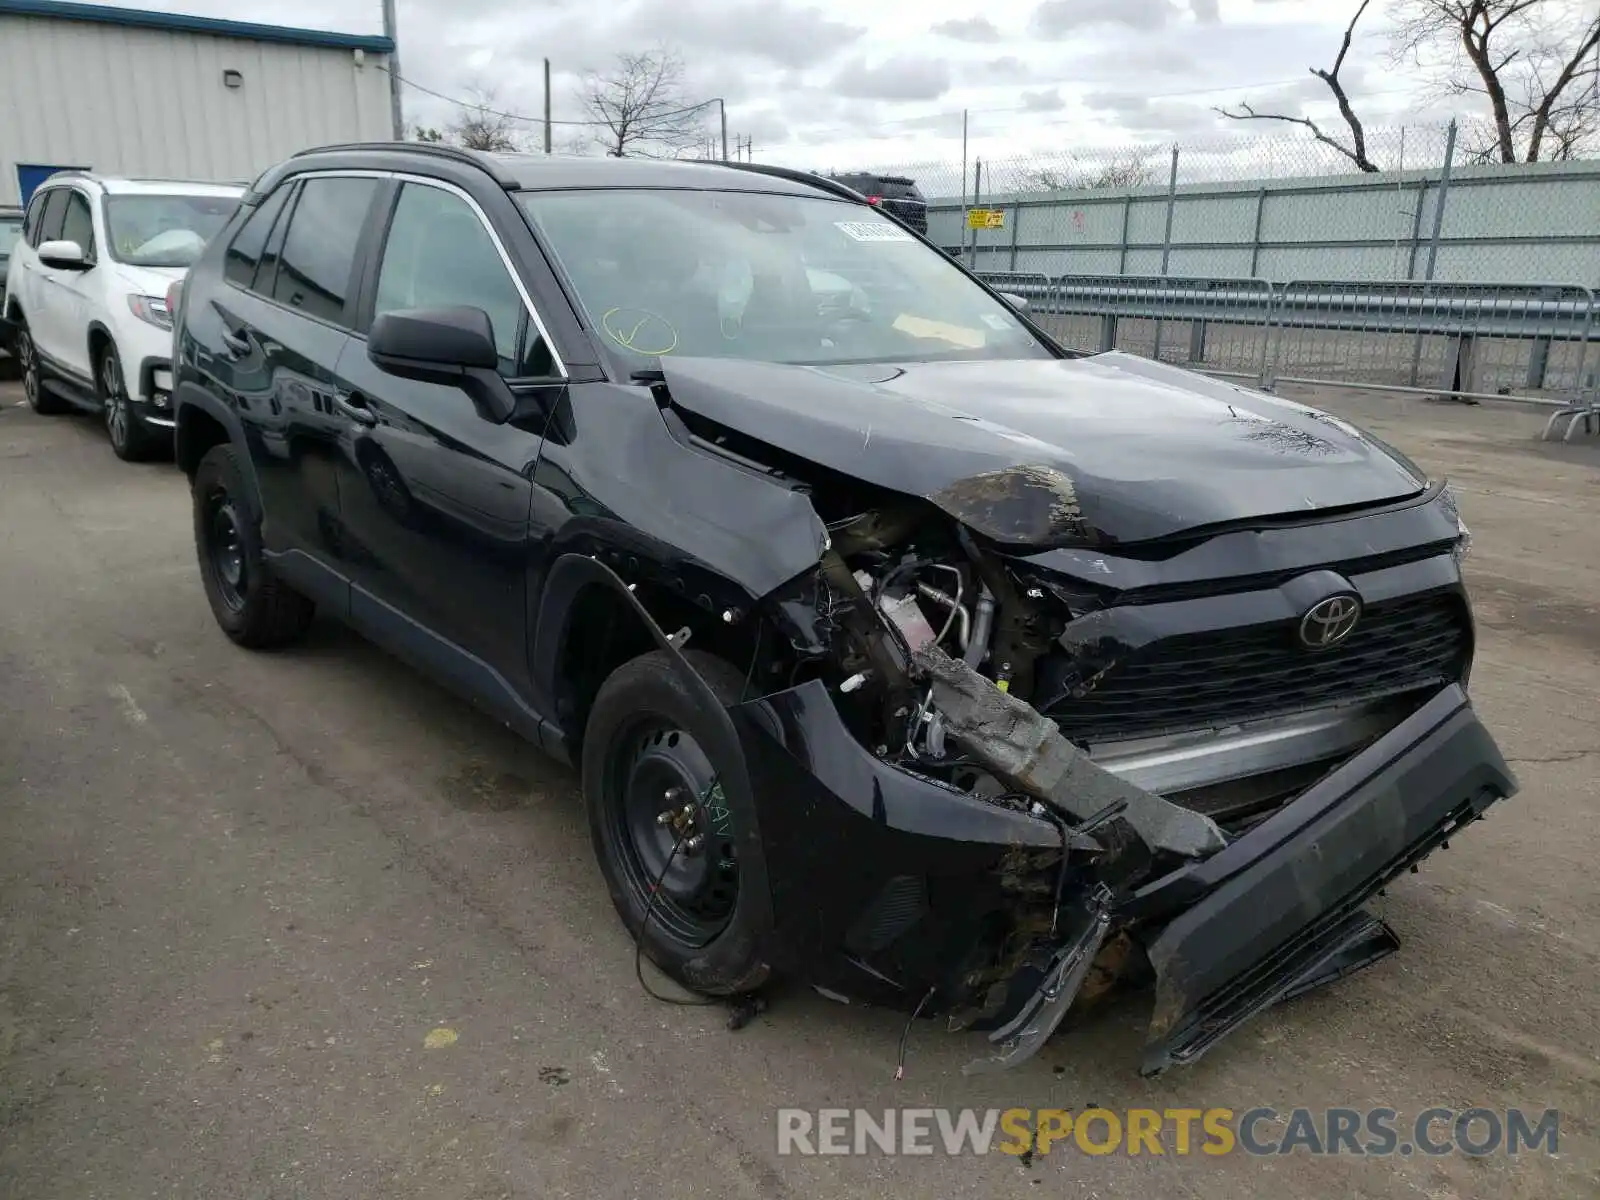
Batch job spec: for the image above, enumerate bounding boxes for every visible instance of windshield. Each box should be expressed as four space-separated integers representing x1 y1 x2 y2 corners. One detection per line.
104 193 239 268
0 216 21 260
516 188 1048 370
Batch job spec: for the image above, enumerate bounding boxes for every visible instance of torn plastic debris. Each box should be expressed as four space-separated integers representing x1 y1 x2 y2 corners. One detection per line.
913 645 1226 860
963 884 1115 1075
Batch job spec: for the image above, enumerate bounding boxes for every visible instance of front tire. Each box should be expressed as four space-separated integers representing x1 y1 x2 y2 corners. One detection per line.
17 326 67 415
582 649 773 996
99 344 161 462
193 444 315 648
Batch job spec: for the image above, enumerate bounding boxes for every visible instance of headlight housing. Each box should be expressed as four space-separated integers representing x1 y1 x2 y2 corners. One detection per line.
128 294 172 331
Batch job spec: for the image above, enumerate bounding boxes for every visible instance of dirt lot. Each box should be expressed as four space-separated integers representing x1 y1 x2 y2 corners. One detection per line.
1 381 1596 1198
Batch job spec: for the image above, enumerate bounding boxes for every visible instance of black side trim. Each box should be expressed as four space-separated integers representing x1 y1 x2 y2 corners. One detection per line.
260 547 349 616
347 582 560 755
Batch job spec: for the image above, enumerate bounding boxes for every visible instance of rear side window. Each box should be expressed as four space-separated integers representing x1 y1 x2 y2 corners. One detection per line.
256 183 299 296
271 177 378 325
59 191 94 256
35 190 69 244
225 184 292 290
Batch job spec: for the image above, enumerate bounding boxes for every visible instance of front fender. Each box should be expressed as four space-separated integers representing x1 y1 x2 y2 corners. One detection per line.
530 553 776 938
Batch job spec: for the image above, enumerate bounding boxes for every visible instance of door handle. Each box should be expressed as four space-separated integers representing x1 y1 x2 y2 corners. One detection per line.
332 390 378 426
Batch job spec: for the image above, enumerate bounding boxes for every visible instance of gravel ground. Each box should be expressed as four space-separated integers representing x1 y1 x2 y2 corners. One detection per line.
1 380 1596 1198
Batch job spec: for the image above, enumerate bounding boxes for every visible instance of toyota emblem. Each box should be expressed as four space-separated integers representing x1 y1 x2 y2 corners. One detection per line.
1299 594 1362 649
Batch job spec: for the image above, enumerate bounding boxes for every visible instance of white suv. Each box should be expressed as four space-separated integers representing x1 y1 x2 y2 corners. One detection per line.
3 174 242 460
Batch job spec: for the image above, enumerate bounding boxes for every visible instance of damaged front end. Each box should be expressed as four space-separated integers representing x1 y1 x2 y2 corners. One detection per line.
681 473 1514 1076
624 361 1515 1075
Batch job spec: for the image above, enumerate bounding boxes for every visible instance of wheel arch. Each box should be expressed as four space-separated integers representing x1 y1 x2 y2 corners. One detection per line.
175 384 260 504
532 552 764 755
86 319 115 367
538 552 774 935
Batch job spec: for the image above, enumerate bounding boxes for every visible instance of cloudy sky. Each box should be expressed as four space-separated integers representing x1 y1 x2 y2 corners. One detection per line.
98 0 1455 171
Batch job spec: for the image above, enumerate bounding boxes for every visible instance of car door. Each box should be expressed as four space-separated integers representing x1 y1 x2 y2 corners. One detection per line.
51 188 99 378
332 178 563 701
205 173 382 596
21 188 69 365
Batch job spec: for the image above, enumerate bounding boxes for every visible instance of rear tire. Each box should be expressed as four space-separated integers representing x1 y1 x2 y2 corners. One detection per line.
582 648 773 996
17 326 67 415
193 444 315 648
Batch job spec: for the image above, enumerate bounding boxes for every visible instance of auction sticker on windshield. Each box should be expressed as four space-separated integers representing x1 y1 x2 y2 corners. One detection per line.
835 221 913 241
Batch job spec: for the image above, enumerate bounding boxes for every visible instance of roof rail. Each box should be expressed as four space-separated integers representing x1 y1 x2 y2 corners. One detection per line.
719 162 869 206
289 142 519 188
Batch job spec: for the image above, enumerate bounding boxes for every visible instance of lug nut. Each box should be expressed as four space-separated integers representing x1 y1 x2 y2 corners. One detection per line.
684 835 705 854
656 811 674 826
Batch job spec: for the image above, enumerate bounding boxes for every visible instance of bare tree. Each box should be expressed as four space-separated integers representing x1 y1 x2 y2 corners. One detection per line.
1391 0 1600 162
1216 0 1381 172
445 87 525 152
1217 0 1600 167
1016 150 1159 192
576 49 708 157
1086 152 1159 188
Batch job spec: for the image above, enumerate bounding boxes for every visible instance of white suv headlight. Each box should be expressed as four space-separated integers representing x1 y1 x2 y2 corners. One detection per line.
128 294 172 331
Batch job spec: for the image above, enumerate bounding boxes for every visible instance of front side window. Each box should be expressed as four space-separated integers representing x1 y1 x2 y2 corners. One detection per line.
517 187 1047 371
272 177 378 325
373 183 550 376
21 189 48 243
105 193 238 267
59 191 95 257
34 190 69 245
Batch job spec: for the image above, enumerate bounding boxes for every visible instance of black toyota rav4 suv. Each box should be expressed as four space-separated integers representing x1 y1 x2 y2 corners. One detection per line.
171 144 1515 1076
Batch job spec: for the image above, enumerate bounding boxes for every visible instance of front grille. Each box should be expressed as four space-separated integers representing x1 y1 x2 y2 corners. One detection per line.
1045 590 1470 743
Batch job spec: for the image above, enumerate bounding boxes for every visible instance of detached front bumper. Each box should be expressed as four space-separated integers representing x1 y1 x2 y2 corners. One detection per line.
728 678 1514 1074
1132 683 1514 1075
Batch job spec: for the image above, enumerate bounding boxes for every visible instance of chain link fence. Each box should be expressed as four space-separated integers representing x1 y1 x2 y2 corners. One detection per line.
978 271 1599 435
842 120 1599 287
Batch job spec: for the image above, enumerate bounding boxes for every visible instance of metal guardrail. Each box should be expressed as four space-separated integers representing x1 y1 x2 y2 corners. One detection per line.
979 271 1599 440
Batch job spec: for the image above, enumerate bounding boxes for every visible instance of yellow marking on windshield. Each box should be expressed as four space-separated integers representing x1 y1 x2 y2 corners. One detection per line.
892 314 987 349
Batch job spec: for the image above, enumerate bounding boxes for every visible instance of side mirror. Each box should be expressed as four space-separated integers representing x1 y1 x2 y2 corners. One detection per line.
997 291 1029 312
39 239 90 271
367 305 516 424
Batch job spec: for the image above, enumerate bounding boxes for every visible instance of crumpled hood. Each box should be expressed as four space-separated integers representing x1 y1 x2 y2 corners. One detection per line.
656 352 1428 546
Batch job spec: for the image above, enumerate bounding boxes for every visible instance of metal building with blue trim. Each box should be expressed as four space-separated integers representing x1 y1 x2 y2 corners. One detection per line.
0 0 396 207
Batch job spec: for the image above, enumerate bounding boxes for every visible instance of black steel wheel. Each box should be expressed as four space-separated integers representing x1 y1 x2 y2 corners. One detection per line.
192 444 315 648
202 485 249 614
582 648 773 995
604 717 740 946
